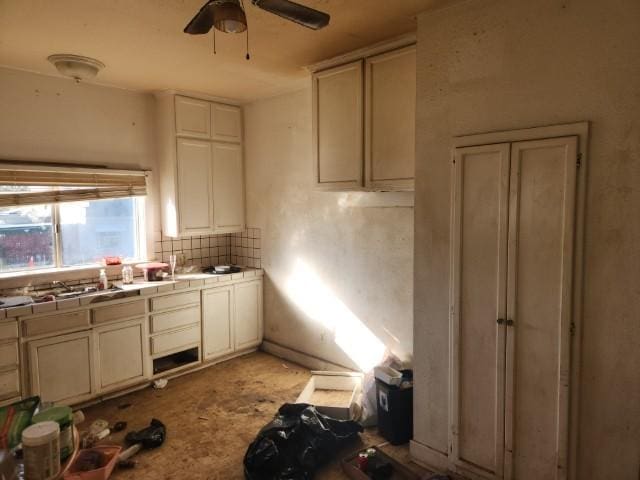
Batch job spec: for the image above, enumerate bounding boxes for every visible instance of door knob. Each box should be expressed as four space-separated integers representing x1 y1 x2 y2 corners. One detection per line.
497 318 505 325
506 319 514 326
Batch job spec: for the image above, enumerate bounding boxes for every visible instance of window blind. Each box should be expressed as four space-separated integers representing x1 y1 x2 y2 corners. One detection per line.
0 163 148 207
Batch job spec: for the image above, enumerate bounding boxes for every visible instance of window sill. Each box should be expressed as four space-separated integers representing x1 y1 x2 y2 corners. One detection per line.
0 260 150 289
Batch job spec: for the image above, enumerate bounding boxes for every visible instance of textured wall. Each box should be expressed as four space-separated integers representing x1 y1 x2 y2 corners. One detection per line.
0 67 158 267
244 88 414 370
413 0 640 478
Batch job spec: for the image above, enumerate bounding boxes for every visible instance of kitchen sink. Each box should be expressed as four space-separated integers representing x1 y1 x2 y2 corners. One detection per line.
34 285 135 303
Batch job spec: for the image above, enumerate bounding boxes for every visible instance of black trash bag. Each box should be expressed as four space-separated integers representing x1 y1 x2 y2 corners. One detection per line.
244 403 363 480
124 418 166 449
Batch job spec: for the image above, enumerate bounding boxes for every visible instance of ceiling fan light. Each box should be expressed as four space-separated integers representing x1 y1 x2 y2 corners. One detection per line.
213 1 247 33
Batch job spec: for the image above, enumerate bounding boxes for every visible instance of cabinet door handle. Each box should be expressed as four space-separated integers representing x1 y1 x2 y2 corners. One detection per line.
497 318 505 325
506 319 514 326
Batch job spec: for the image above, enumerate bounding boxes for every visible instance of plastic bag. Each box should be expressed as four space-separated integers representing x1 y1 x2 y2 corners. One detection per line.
124 418 166 448
0 396 40 449
244 403 363 480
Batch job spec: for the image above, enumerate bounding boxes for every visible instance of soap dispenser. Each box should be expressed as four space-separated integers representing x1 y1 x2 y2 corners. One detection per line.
98 269 109 290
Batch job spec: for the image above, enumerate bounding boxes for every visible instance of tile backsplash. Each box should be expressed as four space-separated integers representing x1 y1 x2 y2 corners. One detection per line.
230 228 262 268
154 227 261 269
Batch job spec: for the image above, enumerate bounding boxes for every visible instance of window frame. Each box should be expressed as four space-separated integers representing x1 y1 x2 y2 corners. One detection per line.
0 196 146 274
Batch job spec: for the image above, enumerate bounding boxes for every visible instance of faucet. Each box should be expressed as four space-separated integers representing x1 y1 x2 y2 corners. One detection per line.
52 280 74 292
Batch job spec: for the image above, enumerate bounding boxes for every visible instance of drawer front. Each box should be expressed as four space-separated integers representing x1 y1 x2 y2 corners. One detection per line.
0 369 20 400
150 306 200 334
23 310 90 337
93 299 146 325
150 291 200 312
0 322 18 341
0 342 18 368
151 325 200 355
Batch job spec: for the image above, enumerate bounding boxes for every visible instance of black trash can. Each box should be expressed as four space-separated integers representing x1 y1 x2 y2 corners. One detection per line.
376 369 413 445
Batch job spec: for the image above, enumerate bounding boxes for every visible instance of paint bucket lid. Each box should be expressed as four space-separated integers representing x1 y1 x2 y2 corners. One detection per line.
33 406 73 427
22 421 60 447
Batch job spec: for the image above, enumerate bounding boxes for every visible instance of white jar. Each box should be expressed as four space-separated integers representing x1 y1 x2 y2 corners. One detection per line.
22 421 60 480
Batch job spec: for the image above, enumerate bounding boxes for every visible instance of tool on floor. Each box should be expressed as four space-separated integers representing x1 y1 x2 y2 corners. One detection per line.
117 419 166 468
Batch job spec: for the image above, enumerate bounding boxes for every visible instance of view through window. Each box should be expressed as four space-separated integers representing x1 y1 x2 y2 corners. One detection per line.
0 191 144 273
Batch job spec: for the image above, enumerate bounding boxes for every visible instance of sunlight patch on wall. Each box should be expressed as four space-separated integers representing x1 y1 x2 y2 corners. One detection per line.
285 258 385 372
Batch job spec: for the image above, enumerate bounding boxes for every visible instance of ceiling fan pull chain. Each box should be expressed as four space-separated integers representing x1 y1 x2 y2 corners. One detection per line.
240 0 250 60
246 28 250 60
212 28 217 55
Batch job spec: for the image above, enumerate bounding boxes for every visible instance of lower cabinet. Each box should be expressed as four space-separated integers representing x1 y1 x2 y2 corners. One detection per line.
93 318 148 392
28 330 94 405
234 280 263 350
22 275 262 406
202 278 263 361
202 285 234 360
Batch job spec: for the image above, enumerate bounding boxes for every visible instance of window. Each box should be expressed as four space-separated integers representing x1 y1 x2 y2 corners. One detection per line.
0 196 145 273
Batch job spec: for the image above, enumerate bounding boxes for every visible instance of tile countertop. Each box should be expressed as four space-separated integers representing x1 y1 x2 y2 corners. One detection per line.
0 267 263 320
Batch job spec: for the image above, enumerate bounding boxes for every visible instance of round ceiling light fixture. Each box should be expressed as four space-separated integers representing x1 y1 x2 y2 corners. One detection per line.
47 54 105 82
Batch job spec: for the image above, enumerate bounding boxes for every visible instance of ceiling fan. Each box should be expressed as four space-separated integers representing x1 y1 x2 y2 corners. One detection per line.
184 0 330 35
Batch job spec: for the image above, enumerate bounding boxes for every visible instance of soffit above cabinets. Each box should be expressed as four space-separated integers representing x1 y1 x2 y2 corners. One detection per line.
0 0 454 102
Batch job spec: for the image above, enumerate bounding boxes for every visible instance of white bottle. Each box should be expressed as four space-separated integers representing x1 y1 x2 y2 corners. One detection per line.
98 268 109 290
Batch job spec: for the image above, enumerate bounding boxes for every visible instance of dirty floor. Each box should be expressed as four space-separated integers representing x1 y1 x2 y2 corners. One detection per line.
81 352 430 479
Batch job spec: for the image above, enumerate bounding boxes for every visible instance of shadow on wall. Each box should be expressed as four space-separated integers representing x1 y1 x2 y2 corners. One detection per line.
283 258 386 372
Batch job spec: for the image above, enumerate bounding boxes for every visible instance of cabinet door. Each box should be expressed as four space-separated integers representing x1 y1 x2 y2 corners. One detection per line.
176 138 214 235
451 144 510 479
94 318 148 392
202 286 235 360
175 96 211 138
212 142 245 233
234 280 263 350
504 136 578 480
211 103 242 143
365 45 416 191
28 330 94 404
313 60 364 190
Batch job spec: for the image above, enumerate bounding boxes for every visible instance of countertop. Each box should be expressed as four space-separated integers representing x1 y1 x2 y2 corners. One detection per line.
0 267 263 319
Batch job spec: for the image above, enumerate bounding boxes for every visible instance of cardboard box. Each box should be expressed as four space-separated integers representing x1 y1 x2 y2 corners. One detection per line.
296 371 363 421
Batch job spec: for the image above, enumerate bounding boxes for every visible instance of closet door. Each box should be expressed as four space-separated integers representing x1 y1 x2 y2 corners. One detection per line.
504 136 578 480
451 144 510 479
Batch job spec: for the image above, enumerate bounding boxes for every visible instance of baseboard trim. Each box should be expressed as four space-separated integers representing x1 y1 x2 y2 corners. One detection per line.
261 340 353 372
410 440 450 473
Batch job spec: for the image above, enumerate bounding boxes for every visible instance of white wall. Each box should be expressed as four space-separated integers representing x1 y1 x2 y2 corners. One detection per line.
413 0 640 478
244 88 414 371
0 67 158 277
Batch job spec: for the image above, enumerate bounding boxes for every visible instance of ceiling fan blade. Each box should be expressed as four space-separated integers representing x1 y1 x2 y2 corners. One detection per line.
184 1 216 34
252 0 330 30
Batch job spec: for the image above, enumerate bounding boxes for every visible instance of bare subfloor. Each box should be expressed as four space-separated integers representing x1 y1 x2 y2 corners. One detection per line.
82 352 430 480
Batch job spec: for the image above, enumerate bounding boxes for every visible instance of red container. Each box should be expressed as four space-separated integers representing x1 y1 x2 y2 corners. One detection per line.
63 445 122 480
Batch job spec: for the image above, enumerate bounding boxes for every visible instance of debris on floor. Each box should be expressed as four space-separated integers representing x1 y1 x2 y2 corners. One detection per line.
341 445 424 480
244 403 363 480
152 378 168 390
117 418 166 468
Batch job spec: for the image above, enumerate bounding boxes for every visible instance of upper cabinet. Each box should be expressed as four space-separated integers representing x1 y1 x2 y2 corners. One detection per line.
313 61 364 190
156 93 245 238
211 103 243 143
175 96 211 139
311 37 416 192
365 45 416 191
